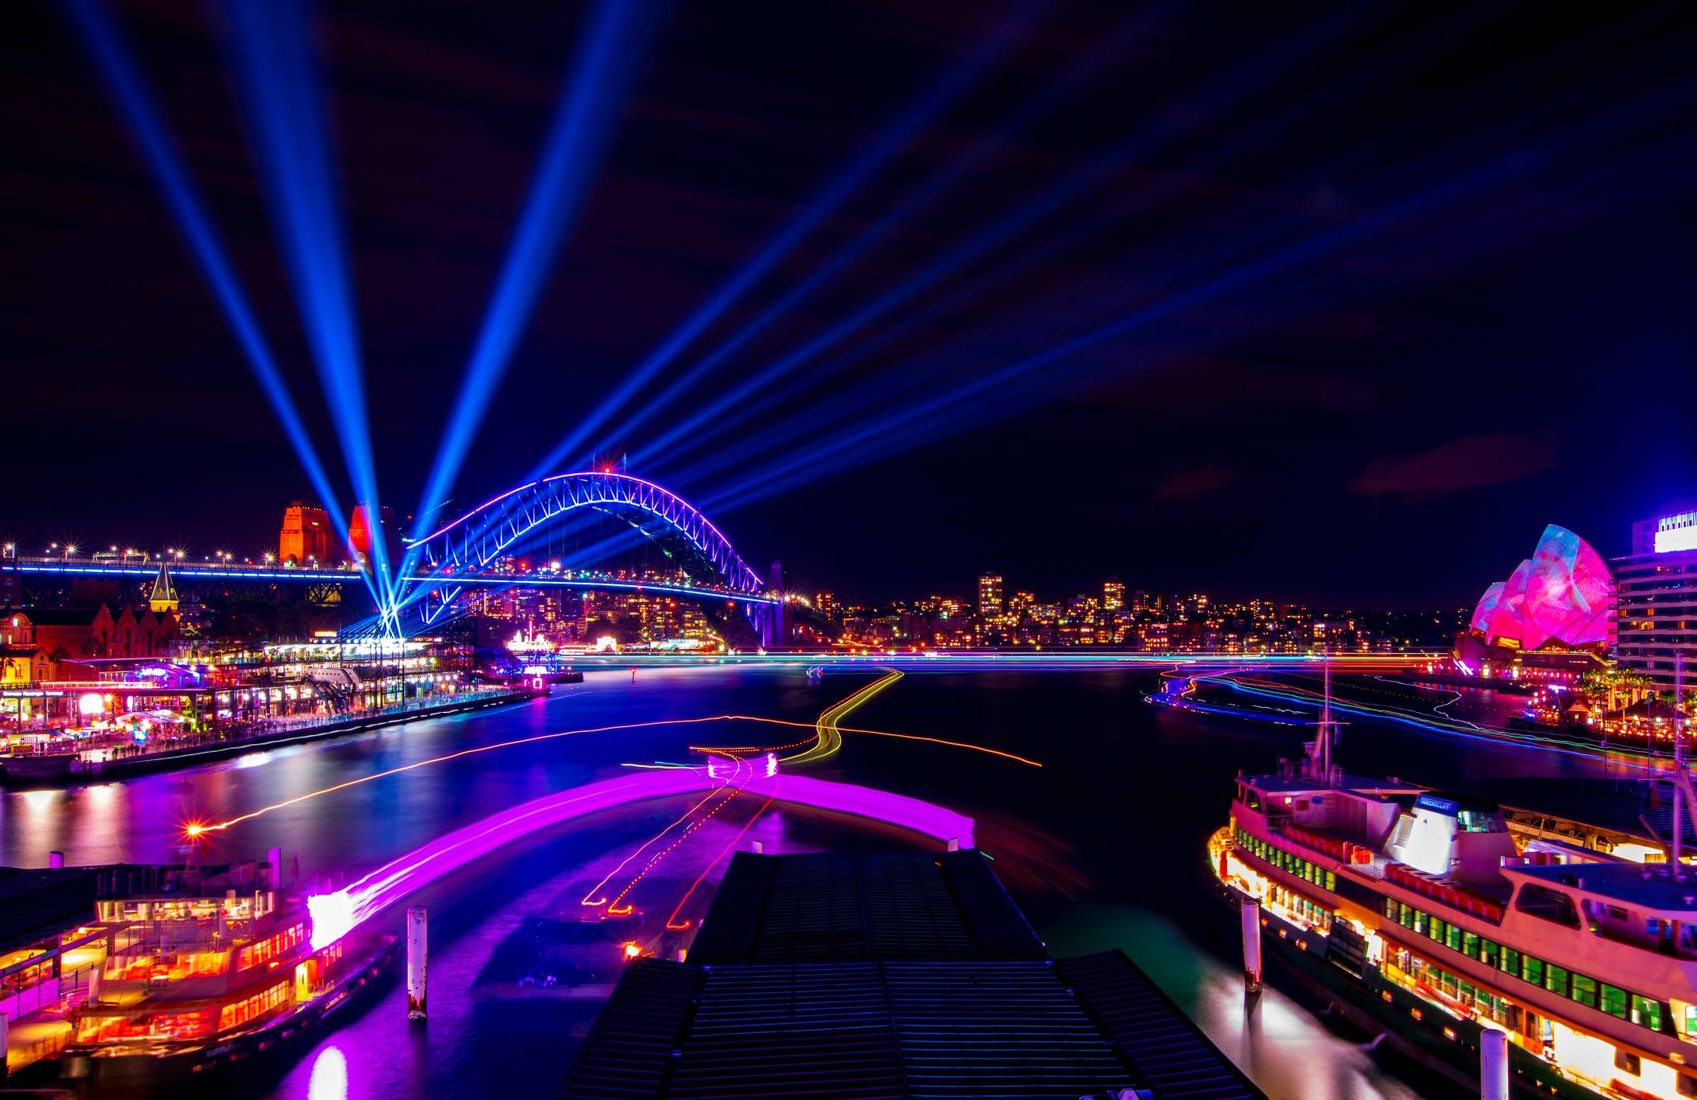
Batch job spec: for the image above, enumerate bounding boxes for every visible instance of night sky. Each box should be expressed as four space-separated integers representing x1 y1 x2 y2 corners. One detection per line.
3 1 1694 607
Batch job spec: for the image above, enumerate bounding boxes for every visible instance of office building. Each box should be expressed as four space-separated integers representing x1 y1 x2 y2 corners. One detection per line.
1614 508 1697 692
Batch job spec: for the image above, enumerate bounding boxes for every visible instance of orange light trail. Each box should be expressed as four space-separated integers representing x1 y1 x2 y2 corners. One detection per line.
199 707 1038 836
198 714 742 832
698 712 1041 768
666 793 775 930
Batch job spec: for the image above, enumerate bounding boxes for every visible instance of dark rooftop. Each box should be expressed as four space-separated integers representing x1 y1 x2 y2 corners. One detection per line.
559 851 1263 1100
687 850 1046 964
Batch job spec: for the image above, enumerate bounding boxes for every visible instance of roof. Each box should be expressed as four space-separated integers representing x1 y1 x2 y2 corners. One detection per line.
1507 861 1697 914
559 852 1263 1100
687 850 1045 964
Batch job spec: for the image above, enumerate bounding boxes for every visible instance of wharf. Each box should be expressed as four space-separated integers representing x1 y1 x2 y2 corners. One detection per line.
0 686 549 788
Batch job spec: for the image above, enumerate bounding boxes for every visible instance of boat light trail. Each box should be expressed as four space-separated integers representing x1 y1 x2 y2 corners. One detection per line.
666 793 776 931
789 670 902 765
707 711 1041 768
409 0 657 571
228 0 396 610
61 0 377 609
306 767 976 949
201 708 1036 836
199 714 740 832
578 783 731 907
529 0 1049 477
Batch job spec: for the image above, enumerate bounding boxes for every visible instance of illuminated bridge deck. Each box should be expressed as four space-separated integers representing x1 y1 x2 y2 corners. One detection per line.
560 851 1263 1100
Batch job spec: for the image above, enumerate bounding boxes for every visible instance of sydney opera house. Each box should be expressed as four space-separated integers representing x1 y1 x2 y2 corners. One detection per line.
1456 523 1614 681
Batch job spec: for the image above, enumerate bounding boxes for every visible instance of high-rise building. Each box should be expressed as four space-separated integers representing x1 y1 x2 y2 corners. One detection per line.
1614 508 1697 693
278 502 331 565
1103 580 1125 612
816 592 838 622
978 573 1004 619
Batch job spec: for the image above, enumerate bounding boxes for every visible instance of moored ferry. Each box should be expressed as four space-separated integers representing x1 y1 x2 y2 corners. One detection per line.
1212 669 1697 1100
2 855 394 1092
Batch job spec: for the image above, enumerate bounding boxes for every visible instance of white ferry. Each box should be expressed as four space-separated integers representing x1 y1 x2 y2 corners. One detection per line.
1212 666 1697 1100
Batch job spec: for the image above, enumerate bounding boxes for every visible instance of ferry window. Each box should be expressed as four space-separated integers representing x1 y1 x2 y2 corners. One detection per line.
1544 964 1569 997
1632 995 1664 1031
1445 925 1462 952
1462 932 1480 959
1600 985 1628 1019
1413 911 1428 935
1480 940 1499 968
1522 956 1544 986
1429 917 1446 943
1384 898 1399 920
1515 884 1582 929
1570 974 1597 1008
1615 1049 1641 1075
1501 947 1520 975
1679 1075 1697 1099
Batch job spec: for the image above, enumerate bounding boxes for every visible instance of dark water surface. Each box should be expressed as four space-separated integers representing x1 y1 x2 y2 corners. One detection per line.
0 666 1632 1099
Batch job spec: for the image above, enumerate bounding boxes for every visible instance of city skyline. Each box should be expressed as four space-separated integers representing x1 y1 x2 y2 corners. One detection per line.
4 3 1693 607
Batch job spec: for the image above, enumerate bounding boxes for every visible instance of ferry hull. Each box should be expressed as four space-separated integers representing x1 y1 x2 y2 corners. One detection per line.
1219 878 1599 1100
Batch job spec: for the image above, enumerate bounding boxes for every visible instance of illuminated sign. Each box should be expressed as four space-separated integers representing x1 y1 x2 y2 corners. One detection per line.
1655 511 1697 554
1414 793 1460 816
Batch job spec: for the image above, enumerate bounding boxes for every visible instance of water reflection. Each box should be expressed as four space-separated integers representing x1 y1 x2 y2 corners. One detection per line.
305 1046 348 1100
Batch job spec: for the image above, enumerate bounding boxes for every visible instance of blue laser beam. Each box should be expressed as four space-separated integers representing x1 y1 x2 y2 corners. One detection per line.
228 0 395 611
62 0 379 610
630 10 1365 469
699 75 1697 515
598 0 1115 464
410 0 657 561
525 0 1055 481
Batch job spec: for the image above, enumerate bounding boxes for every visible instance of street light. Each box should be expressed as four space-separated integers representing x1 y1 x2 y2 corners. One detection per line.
64 544 77 560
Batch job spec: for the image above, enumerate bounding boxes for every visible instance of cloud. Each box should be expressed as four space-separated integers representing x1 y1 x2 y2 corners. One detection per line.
1154 464 1237 501
1349 433 1556 497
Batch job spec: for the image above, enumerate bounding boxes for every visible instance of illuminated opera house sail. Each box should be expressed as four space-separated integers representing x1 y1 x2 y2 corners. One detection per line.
1467 524 1614 653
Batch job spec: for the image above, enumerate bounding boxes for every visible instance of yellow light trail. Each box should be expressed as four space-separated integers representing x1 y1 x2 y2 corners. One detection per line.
790 669 902 764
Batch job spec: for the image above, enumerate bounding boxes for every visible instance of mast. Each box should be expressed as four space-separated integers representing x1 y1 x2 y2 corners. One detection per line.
1307 648 1341 786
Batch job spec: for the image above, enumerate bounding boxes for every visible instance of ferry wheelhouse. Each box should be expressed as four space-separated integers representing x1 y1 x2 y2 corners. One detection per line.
1213 677 1697 1099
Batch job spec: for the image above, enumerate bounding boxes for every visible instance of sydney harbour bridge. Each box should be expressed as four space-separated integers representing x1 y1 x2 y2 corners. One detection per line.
0 469 788 646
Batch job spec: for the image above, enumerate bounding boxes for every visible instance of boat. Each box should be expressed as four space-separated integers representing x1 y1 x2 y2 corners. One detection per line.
5 856 395 1094
1211 658 1697 1100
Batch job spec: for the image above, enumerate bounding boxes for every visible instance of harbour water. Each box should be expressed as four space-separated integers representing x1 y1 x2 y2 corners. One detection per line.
0 665 1634 1098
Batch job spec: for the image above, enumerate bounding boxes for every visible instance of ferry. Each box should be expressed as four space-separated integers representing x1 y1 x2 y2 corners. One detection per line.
1211 663 1697 1100
3 856 395 1093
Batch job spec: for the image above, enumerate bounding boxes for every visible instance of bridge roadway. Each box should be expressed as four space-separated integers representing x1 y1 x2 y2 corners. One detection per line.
0 556 781 604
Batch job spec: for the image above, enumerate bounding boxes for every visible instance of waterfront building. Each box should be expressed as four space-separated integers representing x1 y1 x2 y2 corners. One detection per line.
1614 509 1697 693
1103 578 1125 612
277 502 331 566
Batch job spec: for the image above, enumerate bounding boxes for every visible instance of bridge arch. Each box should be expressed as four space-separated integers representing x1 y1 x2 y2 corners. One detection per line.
393 471 775 637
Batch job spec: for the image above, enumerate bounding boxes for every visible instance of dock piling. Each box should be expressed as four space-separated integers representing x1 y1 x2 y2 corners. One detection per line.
407 906 428 1021
1480 1027 1508 1100
1241 900 1263 995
